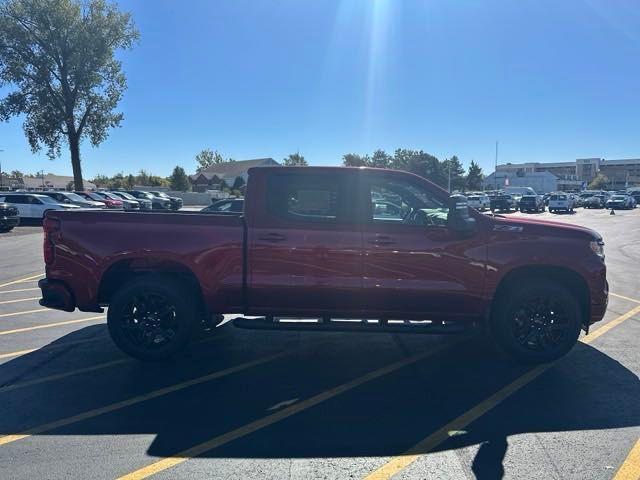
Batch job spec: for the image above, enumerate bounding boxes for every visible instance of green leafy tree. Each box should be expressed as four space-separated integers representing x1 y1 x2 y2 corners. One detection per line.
342 153 370 167
195 148 232 172
392 149 446 187
466 160 484 191
169 166 190 191
0 0 139 191
10 170 23 177
588 173 609 190
90 174 110 188
370 149 392 168
283 152 308 166
125 173 135 189
442 155 465 191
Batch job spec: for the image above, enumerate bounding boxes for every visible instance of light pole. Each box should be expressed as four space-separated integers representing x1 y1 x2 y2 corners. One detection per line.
0 149 4 189
494 141 499 191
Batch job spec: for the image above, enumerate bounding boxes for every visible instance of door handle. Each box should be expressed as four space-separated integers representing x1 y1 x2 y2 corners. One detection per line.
368 236 396 246
258 233 286 242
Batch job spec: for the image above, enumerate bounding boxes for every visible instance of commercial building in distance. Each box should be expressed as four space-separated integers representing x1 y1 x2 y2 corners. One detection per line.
486 157 640 191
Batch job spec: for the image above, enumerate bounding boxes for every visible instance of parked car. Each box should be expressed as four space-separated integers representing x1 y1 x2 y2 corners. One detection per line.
583 195 605 209
149 191 183 210
0 202 20 232
518 195 545 213
95 191 139 210
466 193 490 211
38 166 608 365
126 190 172 210
110 191 152 210
489 192 517 212
504 187 537 210
201 198 244 214
41 191 105 209
606 194 634 210
548 193 574 213
74 191 122 209
0 193 80 219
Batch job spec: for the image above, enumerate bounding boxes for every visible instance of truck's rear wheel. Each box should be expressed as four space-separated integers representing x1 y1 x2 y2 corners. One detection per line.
107 276 198 361
491 280 582 363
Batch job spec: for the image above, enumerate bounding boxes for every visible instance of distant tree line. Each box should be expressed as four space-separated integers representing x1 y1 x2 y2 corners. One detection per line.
342 149 484 191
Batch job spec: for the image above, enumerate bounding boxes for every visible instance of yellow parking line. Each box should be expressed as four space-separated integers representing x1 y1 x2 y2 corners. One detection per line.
0 348 38 359
0 350 293 447
0 287 40 295
613 438 640 480
0 358 129 393
0 274 42 290
0 338 101 361
0 330 227 393
362 304 640 480
0 316 105 336
115 340 461 480
0 296 41 306
0 308 48 318
610 292 640 305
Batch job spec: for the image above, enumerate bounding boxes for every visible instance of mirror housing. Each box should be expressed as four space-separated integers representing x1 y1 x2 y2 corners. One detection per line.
447 194 477 236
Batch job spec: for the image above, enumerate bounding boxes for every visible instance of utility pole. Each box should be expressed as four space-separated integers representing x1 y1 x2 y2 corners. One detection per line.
494 141 499 190
448 163 451 193
0 149 4 189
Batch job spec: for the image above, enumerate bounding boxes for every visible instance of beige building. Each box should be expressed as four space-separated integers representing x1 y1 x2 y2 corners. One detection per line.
496 157 640 189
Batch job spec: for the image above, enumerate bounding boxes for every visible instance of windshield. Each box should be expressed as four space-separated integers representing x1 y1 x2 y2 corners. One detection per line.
612 195 626 200
36 195 59 204
115 191 136 200
151 192 169 198
64 192 87 202
505 187 536 195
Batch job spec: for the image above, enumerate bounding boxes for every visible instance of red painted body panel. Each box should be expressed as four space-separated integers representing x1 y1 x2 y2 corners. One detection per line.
41 166 607 327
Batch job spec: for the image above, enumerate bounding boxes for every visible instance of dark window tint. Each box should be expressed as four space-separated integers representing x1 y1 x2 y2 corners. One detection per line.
4 195 27 204
267 174 344 222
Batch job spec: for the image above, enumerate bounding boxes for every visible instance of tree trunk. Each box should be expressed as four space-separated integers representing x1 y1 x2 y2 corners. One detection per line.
69 134 84 191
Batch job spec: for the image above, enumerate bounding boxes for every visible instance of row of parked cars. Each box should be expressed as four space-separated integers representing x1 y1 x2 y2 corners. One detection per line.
0 189 183 232
464 188 640 214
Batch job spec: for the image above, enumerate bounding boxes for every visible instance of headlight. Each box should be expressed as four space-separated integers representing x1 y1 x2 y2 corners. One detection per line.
590 240 605 260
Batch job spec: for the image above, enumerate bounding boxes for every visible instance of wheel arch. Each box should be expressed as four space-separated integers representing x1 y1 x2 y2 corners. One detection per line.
98 257 206 316
490 265 591 328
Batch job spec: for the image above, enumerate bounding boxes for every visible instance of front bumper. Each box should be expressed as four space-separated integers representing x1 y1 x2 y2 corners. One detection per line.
0 216 20 228
38 278 76 312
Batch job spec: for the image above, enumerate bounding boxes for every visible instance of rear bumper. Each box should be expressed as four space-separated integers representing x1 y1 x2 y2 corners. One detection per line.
38 278 76 312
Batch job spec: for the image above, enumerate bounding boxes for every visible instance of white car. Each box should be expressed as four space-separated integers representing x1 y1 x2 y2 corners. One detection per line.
548 193 575 213
466 193 490 211
0 193 80 219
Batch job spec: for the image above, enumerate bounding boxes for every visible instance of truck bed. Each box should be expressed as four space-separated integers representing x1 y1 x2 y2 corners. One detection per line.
44 210 245 312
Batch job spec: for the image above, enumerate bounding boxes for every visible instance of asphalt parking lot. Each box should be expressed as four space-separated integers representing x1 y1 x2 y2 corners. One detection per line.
0 208 638 480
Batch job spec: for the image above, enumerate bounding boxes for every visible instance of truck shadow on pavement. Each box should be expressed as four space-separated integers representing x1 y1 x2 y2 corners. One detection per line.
0 324 638 479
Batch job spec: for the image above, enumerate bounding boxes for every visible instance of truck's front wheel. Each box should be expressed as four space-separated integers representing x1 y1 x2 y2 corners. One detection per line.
491 280 582 363
107 276 198 361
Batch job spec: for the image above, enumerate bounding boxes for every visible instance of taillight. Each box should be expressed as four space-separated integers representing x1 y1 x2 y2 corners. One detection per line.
43 217 61 265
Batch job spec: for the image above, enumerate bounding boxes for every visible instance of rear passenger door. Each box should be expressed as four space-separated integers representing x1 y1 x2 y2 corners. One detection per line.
247 171 362 316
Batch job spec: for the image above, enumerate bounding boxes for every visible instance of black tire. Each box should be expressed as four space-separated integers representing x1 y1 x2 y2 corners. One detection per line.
0 226 12 233
107 275 199 361
490 279 582 363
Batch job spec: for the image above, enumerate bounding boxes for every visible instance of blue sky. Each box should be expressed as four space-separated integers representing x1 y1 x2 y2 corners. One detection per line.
1 0 639 178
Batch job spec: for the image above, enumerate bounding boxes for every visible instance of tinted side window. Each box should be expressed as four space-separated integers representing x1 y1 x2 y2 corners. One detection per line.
367 176 448 227
267 174 346 223
5 195 25 204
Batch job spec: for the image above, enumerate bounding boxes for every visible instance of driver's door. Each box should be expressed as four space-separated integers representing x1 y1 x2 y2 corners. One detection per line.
360 172 487 321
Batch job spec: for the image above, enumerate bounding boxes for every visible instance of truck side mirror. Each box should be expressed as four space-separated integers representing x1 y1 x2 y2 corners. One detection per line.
447 194 476 236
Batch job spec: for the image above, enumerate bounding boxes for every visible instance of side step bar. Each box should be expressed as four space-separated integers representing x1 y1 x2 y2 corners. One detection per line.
232 317 469 335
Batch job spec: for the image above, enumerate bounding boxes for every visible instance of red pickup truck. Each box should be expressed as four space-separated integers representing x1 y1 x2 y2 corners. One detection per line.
39 167 608 363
